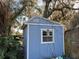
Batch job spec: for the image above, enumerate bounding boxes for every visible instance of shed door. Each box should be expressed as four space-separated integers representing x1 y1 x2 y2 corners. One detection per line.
40 29 54 59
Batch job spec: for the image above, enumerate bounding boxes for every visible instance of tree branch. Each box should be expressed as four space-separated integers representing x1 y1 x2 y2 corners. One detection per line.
11 4 26 21
43 0 79 18
43 5 79 18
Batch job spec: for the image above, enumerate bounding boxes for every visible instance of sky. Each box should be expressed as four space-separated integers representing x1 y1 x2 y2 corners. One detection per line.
15 0 44 6
73 0 79 12
37 0 44 6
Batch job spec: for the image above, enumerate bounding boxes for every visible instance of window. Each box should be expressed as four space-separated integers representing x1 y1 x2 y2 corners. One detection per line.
41 29 54 44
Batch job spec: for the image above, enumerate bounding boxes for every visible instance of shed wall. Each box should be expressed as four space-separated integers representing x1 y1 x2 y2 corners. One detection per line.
27 25 64 59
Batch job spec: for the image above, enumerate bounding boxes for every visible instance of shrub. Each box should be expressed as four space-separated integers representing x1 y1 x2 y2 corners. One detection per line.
0 36 24 59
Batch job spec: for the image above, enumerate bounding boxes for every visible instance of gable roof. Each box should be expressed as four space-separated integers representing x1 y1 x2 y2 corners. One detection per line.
24 16 63 26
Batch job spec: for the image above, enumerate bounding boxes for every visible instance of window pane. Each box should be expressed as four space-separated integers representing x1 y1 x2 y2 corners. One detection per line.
49 31 52 36
43 31 47 36
43 37 52 42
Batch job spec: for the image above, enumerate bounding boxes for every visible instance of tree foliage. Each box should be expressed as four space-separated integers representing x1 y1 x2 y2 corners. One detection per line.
42 0 79 31
0 0 27 36
0 0 79 34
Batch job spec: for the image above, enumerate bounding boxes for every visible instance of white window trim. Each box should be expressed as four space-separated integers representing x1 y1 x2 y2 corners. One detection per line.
41 29 54 44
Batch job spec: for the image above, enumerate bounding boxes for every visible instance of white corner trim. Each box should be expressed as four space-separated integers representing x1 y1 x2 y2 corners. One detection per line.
62 26 65 54
27 24 29 59
41 29 55 44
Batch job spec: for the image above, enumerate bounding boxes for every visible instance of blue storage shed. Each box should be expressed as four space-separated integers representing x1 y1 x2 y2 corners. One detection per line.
23 16 64 59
